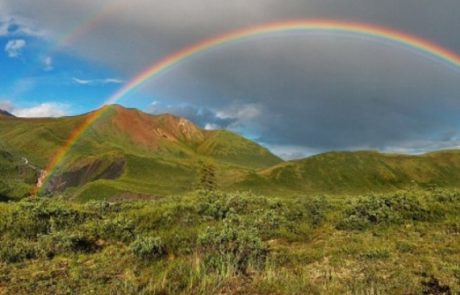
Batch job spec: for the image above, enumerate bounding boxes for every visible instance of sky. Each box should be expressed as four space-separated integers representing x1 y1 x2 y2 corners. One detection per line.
0 0 459 159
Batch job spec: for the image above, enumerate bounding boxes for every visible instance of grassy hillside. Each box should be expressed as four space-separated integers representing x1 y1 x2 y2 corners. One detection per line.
238 150 460 195
3 105 460 200
198 130 281 168
0 105 282 199
0 189 458 294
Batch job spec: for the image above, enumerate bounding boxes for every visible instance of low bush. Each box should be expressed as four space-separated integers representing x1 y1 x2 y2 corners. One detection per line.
337 193 442 230
130 236 167 259
4 197 91 239
0 239 38 263
38 231 99 258
198 213 268 275
97 215 135 242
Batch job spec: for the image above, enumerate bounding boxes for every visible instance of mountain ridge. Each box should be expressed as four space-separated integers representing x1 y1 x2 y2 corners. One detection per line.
1 104 460 200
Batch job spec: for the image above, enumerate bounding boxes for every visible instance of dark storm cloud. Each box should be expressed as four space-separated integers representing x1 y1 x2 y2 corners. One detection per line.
2 0 460 157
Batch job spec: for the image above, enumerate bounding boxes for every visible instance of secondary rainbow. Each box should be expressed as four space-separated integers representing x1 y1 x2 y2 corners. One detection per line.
36 19 460 194
55 1 126 50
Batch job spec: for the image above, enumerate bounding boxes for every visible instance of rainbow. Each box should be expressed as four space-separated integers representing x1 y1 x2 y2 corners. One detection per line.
36 19 460 194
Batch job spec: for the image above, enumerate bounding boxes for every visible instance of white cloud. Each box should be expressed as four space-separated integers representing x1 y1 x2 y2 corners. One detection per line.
4 39 26 57
215 104 263 131
264 144 315 160
0 16 45 37
204 123 220 130
217 104 261 121
8 102 69 118
72 77 123 86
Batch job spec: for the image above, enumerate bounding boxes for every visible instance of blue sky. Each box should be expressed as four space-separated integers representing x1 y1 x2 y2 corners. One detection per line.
0 29 129 116
1 0 460 159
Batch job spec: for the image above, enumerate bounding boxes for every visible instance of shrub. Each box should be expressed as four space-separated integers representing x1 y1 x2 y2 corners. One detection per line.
198 213 268 275
252 208 288 239
0 239 38 263
431 189 460 203
337 193 440 230
130 236 166 259
97 216 135 242
84 200 114 215
38 231 99 258
5 198 90 239
196 191 235 220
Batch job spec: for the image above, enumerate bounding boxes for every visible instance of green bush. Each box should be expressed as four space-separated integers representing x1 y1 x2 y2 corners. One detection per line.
198 213 268 275
4 198 91 239
337 193 441 230
130 236 167 259
97 216 135 242
196 191 237 220
303 195 329 226
431 189 460 203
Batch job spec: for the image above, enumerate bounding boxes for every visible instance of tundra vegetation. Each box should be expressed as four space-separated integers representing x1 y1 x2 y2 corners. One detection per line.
0 189 458 294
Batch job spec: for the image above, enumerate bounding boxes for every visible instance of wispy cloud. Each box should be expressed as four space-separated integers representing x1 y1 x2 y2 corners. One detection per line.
72 77 123 86
4 39 26 57
42 56 53 71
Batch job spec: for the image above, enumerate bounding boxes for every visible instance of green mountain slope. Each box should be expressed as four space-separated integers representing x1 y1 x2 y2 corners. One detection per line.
0 105 282 199
238 150 460 194
197 130 281 168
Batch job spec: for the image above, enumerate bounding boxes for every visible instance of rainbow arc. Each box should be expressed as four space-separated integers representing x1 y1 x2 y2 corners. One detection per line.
36 20 460 194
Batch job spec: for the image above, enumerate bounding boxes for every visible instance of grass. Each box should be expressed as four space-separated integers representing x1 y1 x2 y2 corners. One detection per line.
0 189 458 294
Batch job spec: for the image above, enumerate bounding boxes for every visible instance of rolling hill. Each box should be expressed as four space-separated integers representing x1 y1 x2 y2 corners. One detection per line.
238 150 460 194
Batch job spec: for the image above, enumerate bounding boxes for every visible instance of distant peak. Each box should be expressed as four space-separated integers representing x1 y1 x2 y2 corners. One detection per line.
0 109 14 117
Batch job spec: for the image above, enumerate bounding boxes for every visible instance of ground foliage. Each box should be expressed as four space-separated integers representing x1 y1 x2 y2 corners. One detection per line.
0 189 458 294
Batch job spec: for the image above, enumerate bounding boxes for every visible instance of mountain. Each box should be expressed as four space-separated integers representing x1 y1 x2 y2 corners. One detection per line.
238 150 460 194
0 109 14 117
2 104 460 201
0 105 282 200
